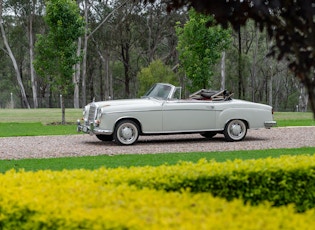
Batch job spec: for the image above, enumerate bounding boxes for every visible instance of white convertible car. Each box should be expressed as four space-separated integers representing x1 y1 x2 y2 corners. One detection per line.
77 83 276 145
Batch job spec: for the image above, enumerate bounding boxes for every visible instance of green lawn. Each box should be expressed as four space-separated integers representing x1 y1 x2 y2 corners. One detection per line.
0 122 77 137
0 109 314 173
0 108 82 124
273 112 315 126
1 147 315 173
0 108 81 137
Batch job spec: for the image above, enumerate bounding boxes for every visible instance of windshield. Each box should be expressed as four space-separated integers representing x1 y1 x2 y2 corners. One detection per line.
143 84 172 100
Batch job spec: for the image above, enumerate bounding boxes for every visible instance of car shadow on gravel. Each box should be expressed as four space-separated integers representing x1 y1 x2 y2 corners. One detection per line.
82 134 269 146
137 135 269 145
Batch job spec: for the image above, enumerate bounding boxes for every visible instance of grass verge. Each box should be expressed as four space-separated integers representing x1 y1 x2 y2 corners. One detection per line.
1 147 315 173
0 108 82 124
273 112 314 126
0 122 78 137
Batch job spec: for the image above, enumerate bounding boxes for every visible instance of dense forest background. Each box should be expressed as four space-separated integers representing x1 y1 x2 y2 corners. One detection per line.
0 0 309 111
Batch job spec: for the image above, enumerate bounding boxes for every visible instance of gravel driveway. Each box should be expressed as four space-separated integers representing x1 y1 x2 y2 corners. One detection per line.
0 127 314 160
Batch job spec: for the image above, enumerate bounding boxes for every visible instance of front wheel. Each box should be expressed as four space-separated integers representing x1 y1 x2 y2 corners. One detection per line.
114 120 140 145
223 119 247 142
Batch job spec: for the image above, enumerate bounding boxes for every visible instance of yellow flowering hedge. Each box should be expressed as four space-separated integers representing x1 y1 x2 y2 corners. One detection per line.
0 154 315 229
102 154 315 212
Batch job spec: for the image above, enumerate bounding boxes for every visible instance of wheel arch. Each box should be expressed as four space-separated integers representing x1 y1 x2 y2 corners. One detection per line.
114 117 143 134
224 118 249 130
218 108 251 130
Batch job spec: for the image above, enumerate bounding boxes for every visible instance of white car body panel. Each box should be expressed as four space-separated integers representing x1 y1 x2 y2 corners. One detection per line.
162 100 217 132
77 83 276 145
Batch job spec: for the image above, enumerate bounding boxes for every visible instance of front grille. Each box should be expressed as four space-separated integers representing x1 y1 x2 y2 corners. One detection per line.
88 104 97 123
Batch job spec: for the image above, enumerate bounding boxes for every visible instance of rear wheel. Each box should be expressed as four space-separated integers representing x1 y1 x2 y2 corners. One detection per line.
96 134 113 142
223 119 247 141
114 120 140 145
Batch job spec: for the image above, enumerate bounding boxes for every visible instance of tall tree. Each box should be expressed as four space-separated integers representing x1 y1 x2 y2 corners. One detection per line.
137 59 177 96
0 0 30 108
79 0 130 105
2 0 46 108
34 0 84 123
143 0 315 117
110 0 143 98
176 9 231 92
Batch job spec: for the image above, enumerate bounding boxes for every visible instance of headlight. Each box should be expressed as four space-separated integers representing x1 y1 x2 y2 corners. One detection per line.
95 108 102 127
94 119 101 126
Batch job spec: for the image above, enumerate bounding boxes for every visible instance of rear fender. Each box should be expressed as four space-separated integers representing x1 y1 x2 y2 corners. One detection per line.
217 108 251 129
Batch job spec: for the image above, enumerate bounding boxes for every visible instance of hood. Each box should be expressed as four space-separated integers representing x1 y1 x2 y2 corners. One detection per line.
91 98 162 113
93 98 157 106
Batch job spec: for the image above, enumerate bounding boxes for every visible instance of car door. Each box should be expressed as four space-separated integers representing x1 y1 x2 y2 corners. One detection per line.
162 100 217 132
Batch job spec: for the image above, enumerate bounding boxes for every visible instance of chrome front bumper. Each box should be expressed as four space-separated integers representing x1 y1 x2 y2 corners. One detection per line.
264 121 277 129
77 120 91 134
77 120 112 135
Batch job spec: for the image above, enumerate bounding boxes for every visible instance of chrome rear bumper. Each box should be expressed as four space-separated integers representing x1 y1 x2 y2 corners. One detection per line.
264 121 277 129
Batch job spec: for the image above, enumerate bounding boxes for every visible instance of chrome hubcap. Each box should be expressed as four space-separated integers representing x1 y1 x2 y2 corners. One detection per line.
224 119 247 142
120 126 133 140
231 124 242 136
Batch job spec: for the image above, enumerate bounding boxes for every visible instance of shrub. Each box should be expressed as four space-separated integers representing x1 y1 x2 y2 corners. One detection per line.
1 154 315 228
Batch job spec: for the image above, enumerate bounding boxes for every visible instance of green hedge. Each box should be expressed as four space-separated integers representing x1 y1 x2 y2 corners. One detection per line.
101 154 315 212
1 154 315 229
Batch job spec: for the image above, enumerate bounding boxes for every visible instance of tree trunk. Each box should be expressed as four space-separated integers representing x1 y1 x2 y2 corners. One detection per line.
220 51 226 90
73 37 81 108
60 94 66 124
305 76 315 118
0 16 30 109
29 1 38 108
251 27 259 102
269 66 273 106
121 42 131 98
238 26 243 99
96 47 111 100
81 0 89 107
110 71 113 99
96 47 105 100
99 57 104 101
299 81 309 113
105 49 111 100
